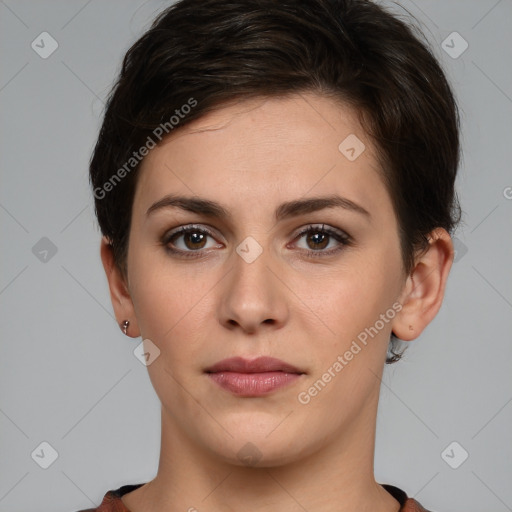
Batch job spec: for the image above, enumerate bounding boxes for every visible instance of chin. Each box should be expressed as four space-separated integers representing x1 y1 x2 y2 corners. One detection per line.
203 426 311 469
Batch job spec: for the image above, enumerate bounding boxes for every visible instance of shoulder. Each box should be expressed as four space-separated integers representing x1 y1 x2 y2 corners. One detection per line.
73 490 121 512
381 484 434 512
74 483 146 512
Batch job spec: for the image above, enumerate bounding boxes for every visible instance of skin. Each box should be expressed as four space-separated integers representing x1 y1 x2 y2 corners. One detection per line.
101 92 454 512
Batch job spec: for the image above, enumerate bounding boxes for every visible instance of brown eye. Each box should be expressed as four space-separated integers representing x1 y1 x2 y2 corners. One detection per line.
177 230 207 250
163 225 220 258
293 224 351 257
304 230 330 250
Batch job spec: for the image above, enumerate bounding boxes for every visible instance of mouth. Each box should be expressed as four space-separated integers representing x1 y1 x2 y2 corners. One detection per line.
204 356 305 397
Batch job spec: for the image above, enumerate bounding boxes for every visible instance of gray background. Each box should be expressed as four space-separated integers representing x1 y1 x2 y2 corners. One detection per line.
0 1 511 511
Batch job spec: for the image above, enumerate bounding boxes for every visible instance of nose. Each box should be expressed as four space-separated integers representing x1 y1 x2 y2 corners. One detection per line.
218 241 289 334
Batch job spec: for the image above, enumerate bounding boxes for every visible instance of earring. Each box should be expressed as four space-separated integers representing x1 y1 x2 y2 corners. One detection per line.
121 320 130 336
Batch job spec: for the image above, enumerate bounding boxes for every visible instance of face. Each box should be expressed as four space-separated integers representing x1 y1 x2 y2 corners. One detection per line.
119 93 410 466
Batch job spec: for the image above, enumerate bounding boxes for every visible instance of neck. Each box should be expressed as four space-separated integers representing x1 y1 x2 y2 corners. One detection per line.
123 390 401 512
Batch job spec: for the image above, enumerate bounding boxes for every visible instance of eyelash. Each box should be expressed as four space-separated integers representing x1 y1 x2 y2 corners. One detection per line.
161 224 352 259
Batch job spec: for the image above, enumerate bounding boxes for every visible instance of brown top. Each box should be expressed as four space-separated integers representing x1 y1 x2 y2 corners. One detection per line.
75 482 432 511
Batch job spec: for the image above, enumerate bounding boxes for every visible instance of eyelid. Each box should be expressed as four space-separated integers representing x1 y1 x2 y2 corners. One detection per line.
162 223 352 258
164 223 219 238
289 224 352 254
163 224 221 246
291 223 350 241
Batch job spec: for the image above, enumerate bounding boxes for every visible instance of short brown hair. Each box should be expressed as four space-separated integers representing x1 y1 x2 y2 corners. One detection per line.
90 0 462 363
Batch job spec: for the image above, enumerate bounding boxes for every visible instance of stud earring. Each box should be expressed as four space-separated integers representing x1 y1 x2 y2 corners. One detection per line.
121 320 130 336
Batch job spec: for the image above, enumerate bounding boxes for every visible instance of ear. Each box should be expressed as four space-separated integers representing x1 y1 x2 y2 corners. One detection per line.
100 236 140 338
391 228 454 341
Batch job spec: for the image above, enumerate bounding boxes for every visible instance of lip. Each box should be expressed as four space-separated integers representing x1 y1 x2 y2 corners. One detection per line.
205 357 305 397
205 356 303 374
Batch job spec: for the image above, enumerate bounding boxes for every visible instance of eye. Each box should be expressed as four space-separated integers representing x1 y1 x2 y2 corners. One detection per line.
162 223 352 259
292 224 351 257
162 225 221 258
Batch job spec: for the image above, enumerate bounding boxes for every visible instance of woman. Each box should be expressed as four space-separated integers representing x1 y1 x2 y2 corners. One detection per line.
81 0 460 510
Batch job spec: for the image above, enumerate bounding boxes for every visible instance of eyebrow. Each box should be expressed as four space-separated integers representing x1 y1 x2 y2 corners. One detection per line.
146 194 371 222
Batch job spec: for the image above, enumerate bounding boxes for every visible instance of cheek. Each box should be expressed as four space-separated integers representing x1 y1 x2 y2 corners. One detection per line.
298 254 403 382
304 258 398 333
128 250 215 360
127 215 403 363
294 265 399 412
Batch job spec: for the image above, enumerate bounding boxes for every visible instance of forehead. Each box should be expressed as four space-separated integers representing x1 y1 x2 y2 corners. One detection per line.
134 93 390 223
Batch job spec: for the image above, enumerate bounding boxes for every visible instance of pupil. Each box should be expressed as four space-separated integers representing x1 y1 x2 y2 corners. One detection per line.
187 232 205 249
310 232 328 249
